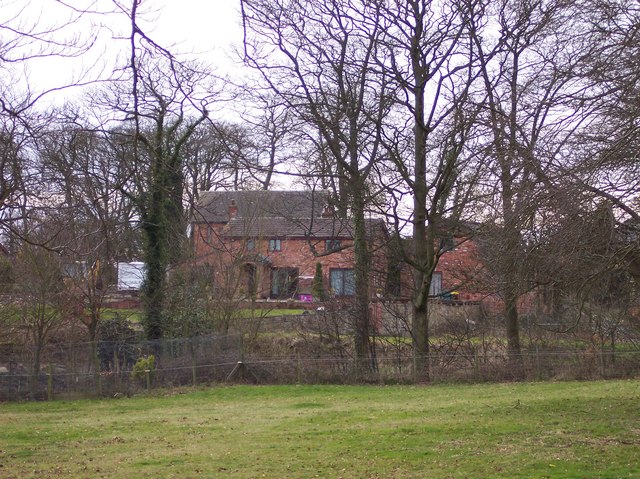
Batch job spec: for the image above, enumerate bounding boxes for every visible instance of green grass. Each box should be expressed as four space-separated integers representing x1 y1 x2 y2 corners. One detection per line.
99 308 305 322
1 381 639 478
100 308 143 323
239 308 306 318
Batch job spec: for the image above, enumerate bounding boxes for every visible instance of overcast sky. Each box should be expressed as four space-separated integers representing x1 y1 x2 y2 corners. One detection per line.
5 1 246 106
147 1 244 72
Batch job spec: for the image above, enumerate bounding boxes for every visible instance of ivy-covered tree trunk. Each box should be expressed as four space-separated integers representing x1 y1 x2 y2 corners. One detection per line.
121 4 211 341
132 115 207 341
141 188 170 340
351 185 374 376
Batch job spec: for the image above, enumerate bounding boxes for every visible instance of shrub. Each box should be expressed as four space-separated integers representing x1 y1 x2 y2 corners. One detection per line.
131 355 155 384
312 262 326 302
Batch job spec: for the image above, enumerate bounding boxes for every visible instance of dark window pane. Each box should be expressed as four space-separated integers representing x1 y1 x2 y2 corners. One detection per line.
343 269 355 295
325 239 341 251
271 268 298 298
330 268 354 296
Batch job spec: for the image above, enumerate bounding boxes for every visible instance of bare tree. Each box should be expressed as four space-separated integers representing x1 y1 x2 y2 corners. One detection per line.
373 0 481 381
95 0 224 340
467 0 593 373
0 1 123 249
34 112 144 385
242 0 393 373
562 0 640 226
12 235 72 399
0 1 110 117
238 90 303 190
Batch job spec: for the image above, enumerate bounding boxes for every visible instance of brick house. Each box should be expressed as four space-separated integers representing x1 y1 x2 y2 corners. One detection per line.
191 190 388 305
389 228 540 320
387 228 486 303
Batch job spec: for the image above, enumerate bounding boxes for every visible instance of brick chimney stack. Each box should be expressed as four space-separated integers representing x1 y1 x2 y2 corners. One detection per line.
228 199 238 219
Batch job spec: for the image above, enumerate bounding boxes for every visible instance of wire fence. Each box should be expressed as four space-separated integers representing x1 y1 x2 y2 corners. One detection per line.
2 333 639 401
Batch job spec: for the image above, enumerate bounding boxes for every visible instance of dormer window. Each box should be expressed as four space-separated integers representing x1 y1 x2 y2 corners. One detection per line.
268 238 281 252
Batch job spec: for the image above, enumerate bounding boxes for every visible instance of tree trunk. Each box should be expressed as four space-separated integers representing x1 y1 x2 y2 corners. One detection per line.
351 185 374 376
412 288 430 383
142 191 168 340
504 285 523 378
29 344 42 400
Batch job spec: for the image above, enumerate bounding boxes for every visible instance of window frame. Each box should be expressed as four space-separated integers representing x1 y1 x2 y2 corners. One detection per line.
439 236 456 253
330 268 355 296
429 271 443 297
268 238 282 252
325 239 341 252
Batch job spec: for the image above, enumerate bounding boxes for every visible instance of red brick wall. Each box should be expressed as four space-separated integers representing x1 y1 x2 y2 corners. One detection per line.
191 222 387 301
397 237 537 315
437 238 489 302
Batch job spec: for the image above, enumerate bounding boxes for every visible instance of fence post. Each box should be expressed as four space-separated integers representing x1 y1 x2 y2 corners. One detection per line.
145 369 151 392
93 342 102 398
535 345 541 381
297 351 302 384
473 351 479 381
47 363 53 401
113 349 120 392
192 361 197 388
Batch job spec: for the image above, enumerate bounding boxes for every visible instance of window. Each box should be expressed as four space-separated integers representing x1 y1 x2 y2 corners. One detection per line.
439 236 455 253
325 239 341 252
330 268 355 296
271 268 298 298
246 239 255 251
429 272 443 297
268 238 281 252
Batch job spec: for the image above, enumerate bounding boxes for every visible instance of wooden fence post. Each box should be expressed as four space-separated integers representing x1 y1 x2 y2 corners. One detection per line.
473 351 479 381
47 363 53 401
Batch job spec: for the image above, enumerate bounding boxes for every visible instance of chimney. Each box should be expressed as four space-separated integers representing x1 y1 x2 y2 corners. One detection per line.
321 203 333 218
228 199 238 219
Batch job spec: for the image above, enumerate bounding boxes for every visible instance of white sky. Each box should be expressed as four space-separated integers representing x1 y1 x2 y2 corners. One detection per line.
2 0 246 106
143 1 245 73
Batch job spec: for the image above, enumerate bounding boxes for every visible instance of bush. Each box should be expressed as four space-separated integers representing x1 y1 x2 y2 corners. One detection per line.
312 262 326 302
131 355 155 384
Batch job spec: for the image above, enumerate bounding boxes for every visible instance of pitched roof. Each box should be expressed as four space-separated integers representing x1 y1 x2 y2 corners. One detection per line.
226 216 385 239
192 189 387 240
193 190 330 224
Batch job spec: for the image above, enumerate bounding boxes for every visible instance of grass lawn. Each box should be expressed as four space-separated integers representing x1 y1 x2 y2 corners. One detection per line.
239 308 307 318
1 380 639 478
100 308 143 323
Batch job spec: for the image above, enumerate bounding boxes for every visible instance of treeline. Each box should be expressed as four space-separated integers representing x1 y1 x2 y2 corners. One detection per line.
0 0 638 383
